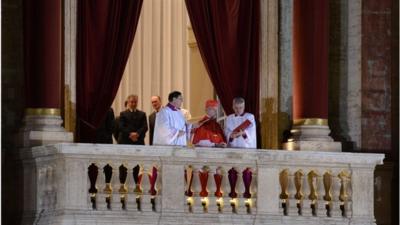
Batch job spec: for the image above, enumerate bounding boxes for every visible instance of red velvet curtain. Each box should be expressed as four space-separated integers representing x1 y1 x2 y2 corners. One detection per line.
293 0 329 119
77 0 143 142
185 0 260 119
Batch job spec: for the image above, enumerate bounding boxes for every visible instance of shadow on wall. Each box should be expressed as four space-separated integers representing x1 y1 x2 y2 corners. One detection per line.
260 98 276 149
2 0 26 224
328 0 358 152
260 97 292 149
63 85 76 141
279 97 292 145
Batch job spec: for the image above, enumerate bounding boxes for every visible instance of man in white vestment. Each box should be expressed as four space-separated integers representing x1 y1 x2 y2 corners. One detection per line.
180 108 192 120
153 91 189 146
224 97 257 148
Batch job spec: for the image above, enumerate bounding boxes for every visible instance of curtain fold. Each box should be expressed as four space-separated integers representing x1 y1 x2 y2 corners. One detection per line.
185 0 260 119
77 0 143 142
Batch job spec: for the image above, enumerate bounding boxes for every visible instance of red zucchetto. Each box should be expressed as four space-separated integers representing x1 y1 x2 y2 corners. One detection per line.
205 99 218 108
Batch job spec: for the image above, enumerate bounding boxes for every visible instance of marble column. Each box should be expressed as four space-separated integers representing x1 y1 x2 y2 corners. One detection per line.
283 0 341 151
20 0 73 147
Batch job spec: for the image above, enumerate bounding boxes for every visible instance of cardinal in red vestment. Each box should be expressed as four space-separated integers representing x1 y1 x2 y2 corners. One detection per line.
192 100 227 147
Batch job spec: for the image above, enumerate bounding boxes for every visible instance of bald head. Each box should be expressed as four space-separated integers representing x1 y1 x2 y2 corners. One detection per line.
151 95 162 112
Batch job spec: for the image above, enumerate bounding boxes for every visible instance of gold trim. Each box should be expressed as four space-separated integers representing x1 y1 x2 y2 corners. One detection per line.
25 108 61 116
293 118 328 126
118 184 128 194
104 183 113 194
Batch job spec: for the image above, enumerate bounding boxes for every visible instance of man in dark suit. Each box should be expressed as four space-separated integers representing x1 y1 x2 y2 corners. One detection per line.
113 100 127 142
95 108 115 144
118 95 148 145
148 95 162 145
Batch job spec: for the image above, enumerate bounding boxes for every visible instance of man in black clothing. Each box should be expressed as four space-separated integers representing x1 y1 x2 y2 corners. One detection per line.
148 95 162 145
118 95 148 145
113 100 127 142
95 108 115 144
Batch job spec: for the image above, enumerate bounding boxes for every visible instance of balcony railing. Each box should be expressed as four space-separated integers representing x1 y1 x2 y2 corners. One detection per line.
20 143 384 225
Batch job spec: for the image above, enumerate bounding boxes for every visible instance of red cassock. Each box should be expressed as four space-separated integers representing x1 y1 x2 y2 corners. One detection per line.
192 116 226 145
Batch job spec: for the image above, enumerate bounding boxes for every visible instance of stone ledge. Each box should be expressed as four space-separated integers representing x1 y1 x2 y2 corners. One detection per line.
283 141 342 152
17 130 73 148
23 143 384 166
22 209 362 225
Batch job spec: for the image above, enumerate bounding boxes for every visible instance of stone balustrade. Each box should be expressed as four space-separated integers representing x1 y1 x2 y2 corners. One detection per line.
20 143 384 225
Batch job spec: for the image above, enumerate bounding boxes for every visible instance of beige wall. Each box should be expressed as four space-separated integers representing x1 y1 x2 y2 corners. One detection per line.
112 0 213 125
187 26 214 121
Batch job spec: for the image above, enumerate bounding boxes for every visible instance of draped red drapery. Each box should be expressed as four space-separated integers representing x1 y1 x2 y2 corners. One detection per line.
185 0 260 119
76 0 143 142
293 0 329 119
24 0 62 109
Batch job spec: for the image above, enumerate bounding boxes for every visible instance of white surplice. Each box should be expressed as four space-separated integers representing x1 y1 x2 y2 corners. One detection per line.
153 104 188 146
224 112 257 148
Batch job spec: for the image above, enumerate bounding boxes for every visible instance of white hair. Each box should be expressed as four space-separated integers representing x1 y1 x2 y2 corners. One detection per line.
233 97 245 105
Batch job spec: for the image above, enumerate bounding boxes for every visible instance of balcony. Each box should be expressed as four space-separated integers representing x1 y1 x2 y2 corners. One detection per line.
20 143 384 225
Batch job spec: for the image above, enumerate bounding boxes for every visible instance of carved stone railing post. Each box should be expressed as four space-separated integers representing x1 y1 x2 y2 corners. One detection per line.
161 159 185 215
256 164 281 218
63 158 88 210
350 166 376 225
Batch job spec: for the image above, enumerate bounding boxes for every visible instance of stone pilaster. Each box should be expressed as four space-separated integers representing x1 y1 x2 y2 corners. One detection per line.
260 0 279 149
18 109 73 148
283 119 341 151
20 0 73 147
283 0 341 152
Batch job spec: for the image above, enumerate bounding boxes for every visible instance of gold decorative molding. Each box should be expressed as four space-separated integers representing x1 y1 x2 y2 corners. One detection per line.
25 108 61 116
118 184 128 194
293 118 328 126
104 183 113 194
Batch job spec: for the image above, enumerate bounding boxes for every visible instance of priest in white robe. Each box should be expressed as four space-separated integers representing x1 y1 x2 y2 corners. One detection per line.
224 97 257 148
153 91 189 146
